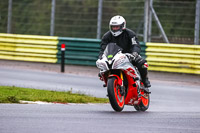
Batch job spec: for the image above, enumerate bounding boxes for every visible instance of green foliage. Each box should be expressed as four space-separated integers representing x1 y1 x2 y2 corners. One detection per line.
152 0 195 38
55 0 98 38
0 0 8 33
0 0 196 41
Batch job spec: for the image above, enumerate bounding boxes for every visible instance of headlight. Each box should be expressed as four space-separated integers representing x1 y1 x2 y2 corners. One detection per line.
96 59 108 71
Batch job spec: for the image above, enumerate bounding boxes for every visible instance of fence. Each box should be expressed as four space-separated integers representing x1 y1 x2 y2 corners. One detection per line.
152 0 196 44
0 0 198 44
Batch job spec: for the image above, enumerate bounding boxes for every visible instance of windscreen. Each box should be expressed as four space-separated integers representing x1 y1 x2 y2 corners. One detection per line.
103 43 123 59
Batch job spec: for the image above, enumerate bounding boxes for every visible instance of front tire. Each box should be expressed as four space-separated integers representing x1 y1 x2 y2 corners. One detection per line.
107 77 125 112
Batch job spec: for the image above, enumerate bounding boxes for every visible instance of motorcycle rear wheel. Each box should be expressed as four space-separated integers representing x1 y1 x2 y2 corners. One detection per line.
134 90 150 111
107 77 125 112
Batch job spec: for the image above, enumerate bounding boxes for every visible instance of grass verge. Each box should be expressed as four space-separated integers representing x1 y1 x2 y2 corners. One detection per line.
0 86 108 104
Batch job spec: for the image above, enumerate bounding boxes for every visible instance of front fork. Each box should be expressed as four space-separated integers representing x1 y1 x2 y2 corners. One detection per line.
99 70 125 93
108 71 125 96
99 70 126 96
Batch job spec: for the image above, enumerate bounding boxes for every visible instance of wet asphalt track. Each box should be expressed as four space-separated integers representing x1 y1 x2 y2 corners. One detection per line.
0 67 200 133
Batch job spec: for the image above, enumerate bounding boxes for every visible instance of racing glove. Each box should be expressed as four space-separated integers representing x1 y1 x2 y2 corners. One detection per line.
132 52 138 60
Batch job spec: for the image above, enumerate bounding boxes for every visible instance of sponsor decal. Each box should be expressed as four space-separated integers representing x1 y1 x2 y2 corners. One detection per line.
132 37 137 45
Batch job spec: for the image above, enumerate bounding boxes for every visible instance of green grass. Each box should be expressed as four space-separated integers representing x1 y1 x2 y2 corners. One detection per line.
0 86 108 104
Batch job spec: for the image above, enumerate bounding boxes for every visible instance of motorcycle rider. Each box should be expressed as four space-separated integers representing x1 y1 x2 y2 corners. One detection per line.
98 15 151 92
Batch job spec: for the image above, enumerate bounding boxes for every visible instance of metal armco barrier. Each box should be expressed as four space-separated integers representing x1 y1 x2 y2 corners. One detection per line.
0 33 58 63
3 33 199 75
57 37 101 66
146 43 200 74
57 37 146 66
0 33 154 66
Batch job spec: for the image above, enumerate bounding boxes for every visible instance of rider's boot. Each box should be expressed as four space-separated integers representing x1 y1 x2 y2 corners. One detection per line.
142 77 151 88
139 67 151 93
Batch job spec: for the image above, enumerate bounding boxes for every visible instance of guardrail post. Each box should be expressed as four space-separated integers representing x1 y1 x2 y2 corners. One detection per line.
61 43 65 72
50 0 56 36
7 0 12 33
143 0 149 42
195 0 200 45
96 0 103 39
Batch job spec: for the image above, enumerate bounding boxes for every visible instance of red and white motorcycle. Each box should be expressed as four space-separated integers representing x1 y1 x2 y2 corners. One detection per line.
96 43 150 112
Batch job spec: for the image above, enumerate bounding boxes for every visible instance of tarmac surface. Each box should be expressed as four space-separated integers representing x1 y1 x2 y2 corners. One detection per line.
0 60 200 133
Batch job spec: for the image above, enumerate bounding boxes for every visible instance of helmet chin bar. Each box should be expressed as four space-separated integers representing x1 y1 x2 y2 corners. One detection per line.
110 25 123 36
111 30 123 37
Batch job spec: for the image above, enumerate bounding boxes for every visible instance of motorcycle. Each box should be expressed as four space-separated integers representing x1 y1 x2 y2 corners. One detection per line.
96 43 150 112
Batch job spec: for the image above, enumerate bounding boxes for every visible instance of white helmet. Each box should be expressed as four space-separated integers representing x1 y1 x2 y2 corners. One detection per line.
109 15 126 36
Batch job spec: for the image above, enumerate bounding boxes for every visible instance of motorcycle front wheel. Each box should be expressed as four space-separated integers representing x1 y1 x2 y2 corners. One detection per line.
107 77 125 112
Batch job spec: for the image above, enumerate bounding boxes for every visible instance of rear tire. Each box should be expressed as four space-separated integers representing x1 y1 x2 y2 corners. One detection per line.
134 90 150 111
107 77 125 112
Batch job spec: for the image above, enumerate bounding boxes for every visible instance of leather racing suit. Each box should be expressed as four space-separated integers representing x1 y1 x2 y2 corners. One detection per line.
99 28 151 89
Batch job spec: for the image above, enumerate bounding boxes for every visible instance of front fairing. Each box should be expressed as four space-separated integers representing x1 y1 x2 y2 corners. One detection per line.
96 43 131 72
111 52 133 70
96 43 141 81
96 52 134 73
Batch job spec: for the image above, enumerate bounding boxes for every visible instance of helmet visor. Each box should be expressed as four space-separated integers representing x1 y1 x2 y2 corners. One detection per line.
110 25 121 33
